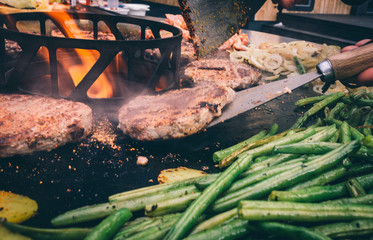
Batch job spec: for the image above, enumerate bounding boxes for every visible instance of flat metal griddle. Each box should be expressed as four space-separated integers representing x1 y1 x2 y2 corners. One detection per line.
0 31 319 228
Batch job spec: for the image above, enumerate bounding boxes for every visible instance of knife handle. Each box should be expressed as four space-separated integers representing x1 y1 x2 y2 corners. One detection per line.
328 42 373 80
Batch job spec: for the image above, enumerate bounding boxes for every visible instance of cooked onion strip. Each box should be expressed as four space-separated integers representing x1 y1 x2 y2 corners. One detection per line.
230 41 340 80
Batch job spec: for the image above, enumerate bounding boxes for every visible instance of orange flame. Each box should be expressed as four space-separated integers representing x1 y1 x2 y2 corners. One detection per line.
49 11 115 98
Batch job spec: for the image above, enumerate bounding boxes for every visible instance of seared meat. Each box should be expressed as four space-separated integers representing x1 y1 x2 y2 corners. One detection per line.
181 40 197 65
184 59 262 90
117 84 235 141
0 94 93 158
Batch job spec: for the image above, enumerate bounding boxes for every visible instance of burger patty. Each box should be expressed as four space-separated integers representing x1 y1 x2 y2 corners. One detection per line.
117 84 235 141
0 94 93 158
184 59 262 90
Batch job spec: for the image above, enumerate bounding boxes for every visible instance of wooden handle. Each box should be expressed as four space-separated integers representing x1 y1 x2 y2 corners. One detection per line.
328 42 373 80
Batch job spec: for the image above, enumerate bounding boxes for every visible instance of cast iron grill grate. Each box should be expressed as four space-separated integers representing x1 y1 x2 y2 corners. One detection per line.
0 10 182 101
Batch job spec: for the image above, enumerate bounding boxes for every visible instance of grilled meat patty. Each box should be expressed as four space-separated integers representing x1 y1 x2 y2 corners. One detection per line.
0 94 93 158
184 59 262 90
117 84 235 141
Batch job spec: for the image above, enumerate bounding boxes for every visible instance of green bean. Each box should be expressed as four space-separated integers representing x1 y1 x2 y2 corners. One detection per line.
291 92 345 128
363 110 373 136
227 157 313 194
253 154 273 163
325 119 365 141
323 193 373 205
295 92 342 107
328 102 345 119
350 89 367 100
329 130 339 142
0 218 90 240
266 123 279 136
51 185 200 226
124 215 181 240
357 98 373 107
367 92 373 99
219 130 289 168
302 125 336 142
288 164 347 191
144 192 201 217
351 126 365 141
341 95 353 104
221 127 316 168
247 154 297 172
352 145 373 160
84 208 132 240
273 142 340 155
109 177 203 202
339 105 351 120
251 221 331 240
313 220 373 239
268 172 373 203
293 56 306 74
197 156 305 191
344 163 373 177
212 129 267 163
311 118 324 128
363 135 373 148
323 106 330 119
346 177 366 197
190 209 237 234
114 214 181 239
211 141 359 212
114 218 154 238
184 219 250 240
238 200 373 222
340 121 352 143
348 107 364 127
164 154 254 240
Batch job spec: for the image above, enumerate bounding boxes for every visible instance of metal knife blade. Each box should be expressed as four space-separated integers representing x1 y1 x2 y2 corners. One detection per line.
208 41 373 127
208 71 321 127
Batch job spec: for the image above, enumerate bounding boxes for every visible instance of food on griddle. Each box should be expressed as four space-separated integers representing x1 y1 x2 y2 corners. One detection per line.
0 0 48 9
117 84 235 141
178 0 261 58
0 191 38 223
0 225 31 240
0 94 93 158
26 89 373 238
184 59 261 90
164 13 191 40
181 40 197 64
230 41 340 80
158 167 207 184
218 32 250 51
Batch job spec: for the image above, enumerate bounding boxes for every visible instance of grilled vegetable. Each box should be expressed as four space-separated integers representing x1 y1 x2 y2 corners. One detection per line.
293 56 306 74
157 167 207 184
0 218 90 240
251 221 331 240
291 92 345 129
83 208 132 240
268 173 373 203
212 129 267 162
184 219 250 240
212 141 359 212
238 200 373 222
164 154 254 240
0 191 38 224
0 225 30 240
313 220 373 238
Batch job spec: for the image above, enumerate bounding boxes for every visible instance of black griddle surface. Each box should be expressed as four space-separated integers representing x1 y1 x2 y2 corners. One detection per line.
0 86 316 227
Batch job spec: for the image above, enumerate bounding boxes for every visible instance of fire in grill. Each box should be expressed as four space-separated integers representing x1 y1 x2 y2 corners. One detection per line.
0 10 182 101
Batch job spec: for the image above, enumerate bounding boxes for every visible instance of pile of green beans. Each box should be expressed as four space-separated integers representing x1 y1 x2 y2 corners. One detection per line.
3 89 373 240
